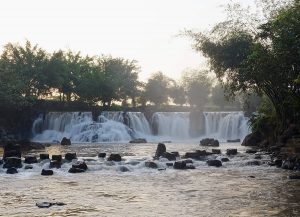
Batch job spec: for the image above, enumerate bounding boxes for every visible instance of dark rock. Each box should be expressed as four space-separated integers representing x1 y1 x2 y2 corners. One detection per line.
72 161 88 171
254 155 262 160
65 153 77 161
158 168 166 171
166 162 174 167
227 139 241 143
52 155 62 162
200 138 219 147
107 154 122 162
289 175 300 179
161 152 176 161
184 152 200 159
41 169 54 176
3 157 22 168
171 151 180 157
173 161 187 170
36 202 53 208
227 149 238 155
212 140 220 147
24 165 33 170
40 153 49 160
24 155 38 164
183 159 193 164
0 159 3 165
119 166 130 172
3 142 21 159
6 167 18 174
221 158 230 162
248 175 255 178
186 165 196 169
196 150 208 156
241 131 263 146
212 149 221 154
155 143 166 159
129 138 147 143
145 161 158 169
49 160 61 169
246 149 257 154
98 153 106 158
61 137 71 146
207 160 222 167
68 167 86 173
246 161 261 166
274 159 283 168
282 160 295 170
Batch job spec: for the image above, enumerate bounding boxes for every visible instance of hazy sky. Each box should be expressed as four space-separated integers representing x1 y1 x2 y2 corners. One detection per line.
0 0 254 81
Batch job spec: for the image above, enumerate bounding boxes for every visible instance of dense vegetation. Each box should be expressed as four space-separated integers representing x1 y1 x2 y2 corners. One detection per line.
188 0 300 138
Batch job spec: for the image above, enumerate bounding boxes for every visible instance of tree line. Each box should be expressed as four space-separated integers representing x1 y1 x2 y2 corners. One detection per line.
0 41 245 110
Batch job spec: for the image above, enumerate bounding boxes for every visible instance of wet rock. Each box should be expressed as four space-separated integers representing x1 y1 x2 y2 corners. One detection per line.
6 167 18 174
246 161 261 166
248 175 255 178
155 143 166 159
49 160 61 169
161 152 176 161
25 165 33 170
0 159 3 165
221 158 230 162
212 149 221 154
158 168 166 171
129 138 147 143
274 159 283 168
171 152 180 157
61 137 71 146
185 165 196 169
3 157 22 168
40 153 49 160
183 159 193 164
52 155 62 162
107 154 122 162
246 149 257 154
24 155 38 164
254 155 262 160
282 160 295 170
200 138 219 147
41 169 54 176
145 161 158 169
36 202 52 208
98 153 106 158
241 131 262 146
289 175 300 179
3 142 21 159
119 166 130 172
65 153 77 161
197 150 208 156
72 161 88 171
173 161 187 170
227 139 241 143
166 162 174 167
226 149 238 155
68 167 86 173
184 152 200 159
207 160 222 167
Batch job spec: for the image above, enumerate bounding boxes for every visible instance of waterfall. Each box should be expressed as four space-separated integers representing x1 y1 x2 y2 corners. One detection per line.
151 112 190 139
203 111 250 141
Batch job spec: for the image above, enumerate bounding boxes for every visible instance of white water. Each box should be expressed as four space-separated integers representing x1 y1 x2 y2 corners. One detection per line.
32 111 250 143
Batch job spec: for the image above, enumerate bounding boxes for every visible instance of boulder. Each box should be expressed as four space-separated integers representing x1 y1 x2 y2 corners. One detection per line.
49 160 61 169
107 154 122 162
3 142 21 159
6 167 18 174
207 160 222 167
52 155 62 162
154 143 166 159
171 152 180 157
212 140 220 147
161 152 176 161
145 161 158 169
184 152 200 159
40 153 49 160
3 157 22 168
226 149 238 155
227 139 241 143
212 149 221 154
72 161 88 171
61 137 71 146
274 159 283 168
24 155 38 164
41 169 54 176
129 138 147 143
200 138 219 147
98 153 106 158
221 158 230 162
282 160 295 170
173 161 187 170
65 153 77 161
68 167 86 173
241 131 262 146
183 159 193 164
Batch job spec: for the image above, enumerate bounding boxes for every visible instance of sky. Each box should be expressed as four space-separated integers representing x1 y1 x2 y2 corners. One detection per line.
0 0 254 81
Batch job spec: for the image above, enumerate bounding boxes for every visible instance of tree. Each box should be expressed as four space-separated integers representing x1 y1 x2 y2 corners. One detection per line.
169 83 187 106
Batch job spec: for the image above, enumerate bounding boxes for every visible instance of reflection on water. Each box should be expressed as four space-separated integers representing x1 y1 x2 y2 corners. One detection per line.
0 143 299 217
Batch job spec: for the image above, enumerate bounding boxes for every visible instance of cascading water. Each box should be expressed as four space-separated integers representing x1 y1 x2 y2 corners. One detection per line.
203 111 250 141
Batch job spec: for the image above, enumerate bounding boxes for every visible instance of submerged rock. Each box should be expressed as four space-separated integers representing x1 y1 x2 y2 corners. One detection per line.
6 167 18 174
107 154 122 162
119 166 130 172
61 137 71 146
24 155 38 164
226 149 238 155
98 153 106 158
155 143 166 159
41 169 54 176
207 160 222 167
145 161 158 169
65 153 77 161
129 138 147 143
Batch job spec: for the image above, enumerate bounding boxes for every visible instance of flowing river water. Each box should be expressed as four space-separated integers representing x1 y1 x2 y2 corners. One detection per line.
0 142 300 217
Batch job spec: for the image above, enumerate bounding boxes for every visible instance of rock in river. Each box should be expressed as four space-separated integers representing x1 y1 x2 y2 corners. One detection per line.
154 143 166 159
107 154 122 162
207 160 222 167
